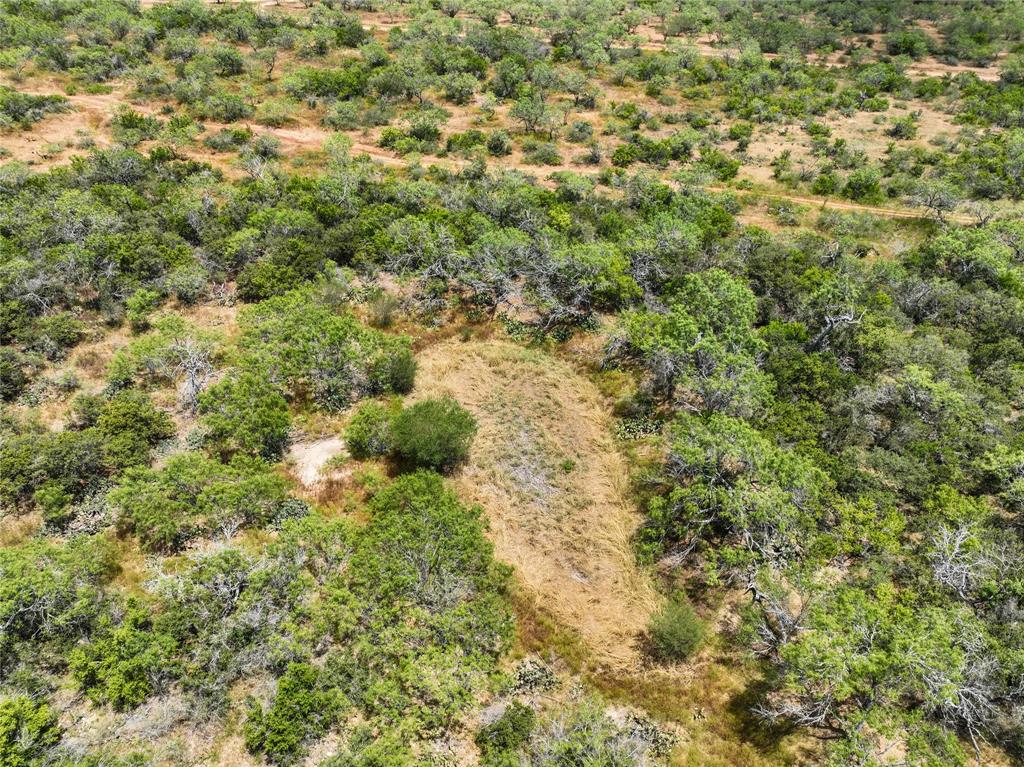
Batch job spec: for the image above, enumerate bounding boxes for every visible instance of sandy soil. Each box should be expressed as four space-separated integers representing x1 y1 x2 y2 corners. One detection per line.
288 436 346 486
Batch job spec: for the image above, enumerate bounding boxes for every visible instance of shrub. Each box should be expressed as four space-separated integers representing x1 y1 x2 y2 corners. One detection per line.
442 72 477 105
566 121 593 143
111 109 162 146
244 662 345 765
0 87 68 129
25 313 83 361
96 390 175 469
0 349 29 402
199 372 291 461
33 482 73 527
521 140 562 166
238 288 412 410
612 142 642 167
811 170 839 196
204 127 252 152
236 241 327 302
445 129 486 155
648 596 704 662
367 292 401 328
886 115 918 140
254 98 296 128
125 288 162 333
486 130 512 156
476 702 535 767
728 121 754 141
370 346 416 394
843 166 884 203
0 696 61 767
698 147 740 180
346 401 396 459
69 608 176 710
0 430 109 510
391 397 476 473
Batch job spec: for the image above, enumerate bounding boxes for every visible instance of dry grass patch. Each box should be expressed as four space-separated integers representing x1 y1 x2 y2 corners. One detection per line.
414 338 660 670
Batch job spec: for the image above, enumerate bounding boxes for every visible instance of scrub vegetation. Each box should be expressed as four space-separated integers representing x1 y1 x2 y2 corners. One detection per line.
3 1 1024 766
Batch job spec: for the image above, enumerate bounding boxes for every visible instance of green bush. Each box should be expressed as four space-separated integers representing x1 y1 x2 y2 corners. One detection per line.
0 430 109 510
0 536 117 664
487 130 512 156
345 401 396 459
391 397 477 473
236 241 327 302
0 87 68 129
648 596 704 662
476 702 535 767
244 662 345 765
811 170 838 196
370 346 416 394
842 166 884 203
125 289 162 333
0 696 61 767
69 608 176 710
521 140 562 166
111 109 162 146
110 452 290 552
199 372 291 461
33 482 73 528
728 121 754 141
0 349 29 402
96 390 175 469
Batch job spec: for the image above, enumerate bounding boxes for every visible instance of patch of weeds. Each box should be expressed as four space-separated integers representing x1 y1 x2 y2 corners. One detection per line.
512 659 559 694
614 416 661 440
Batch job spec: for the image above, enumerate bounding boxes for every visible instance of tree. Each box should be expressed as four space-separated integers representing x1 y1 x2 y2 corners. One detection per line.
355 471 503 615
110 452 290 551
756 583 1004 765
510 88 554 136
244 662 345 765
476 702 535 767
642 412 832 579
237 287 414 410
200 372 291 461
96 389 175 469
614 269 770 417
842 166 883 203
908 179 962 224
70 607 177 710
0 349 29 402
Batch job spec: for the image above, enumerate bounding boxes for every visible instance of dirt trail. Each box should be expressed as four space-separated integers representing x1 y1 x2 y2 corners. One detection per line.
414 339 660 670
713 185 976 225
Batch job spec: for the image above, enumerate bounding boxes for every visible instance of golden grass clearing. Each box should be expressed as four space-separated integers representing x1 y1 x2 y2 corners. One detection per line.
414 338 661 670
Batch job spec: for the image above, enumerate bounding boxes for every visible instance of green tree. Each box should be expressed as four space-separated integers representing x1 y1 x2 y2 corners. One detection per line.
200 372 291 461
617 269 769 417
70 607 177 710
510 88 554 136
476 702 535 767
96 390 175 469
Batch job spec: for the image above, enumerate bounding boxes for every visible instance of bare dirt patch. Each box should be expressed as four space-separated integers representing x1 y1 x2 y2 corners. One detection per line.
288 436 347 487
414 339 660 670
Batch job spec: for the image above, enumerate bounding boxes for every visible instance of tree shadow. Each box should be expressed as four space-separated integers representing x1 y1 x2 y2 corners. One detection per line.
725 675 796 754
